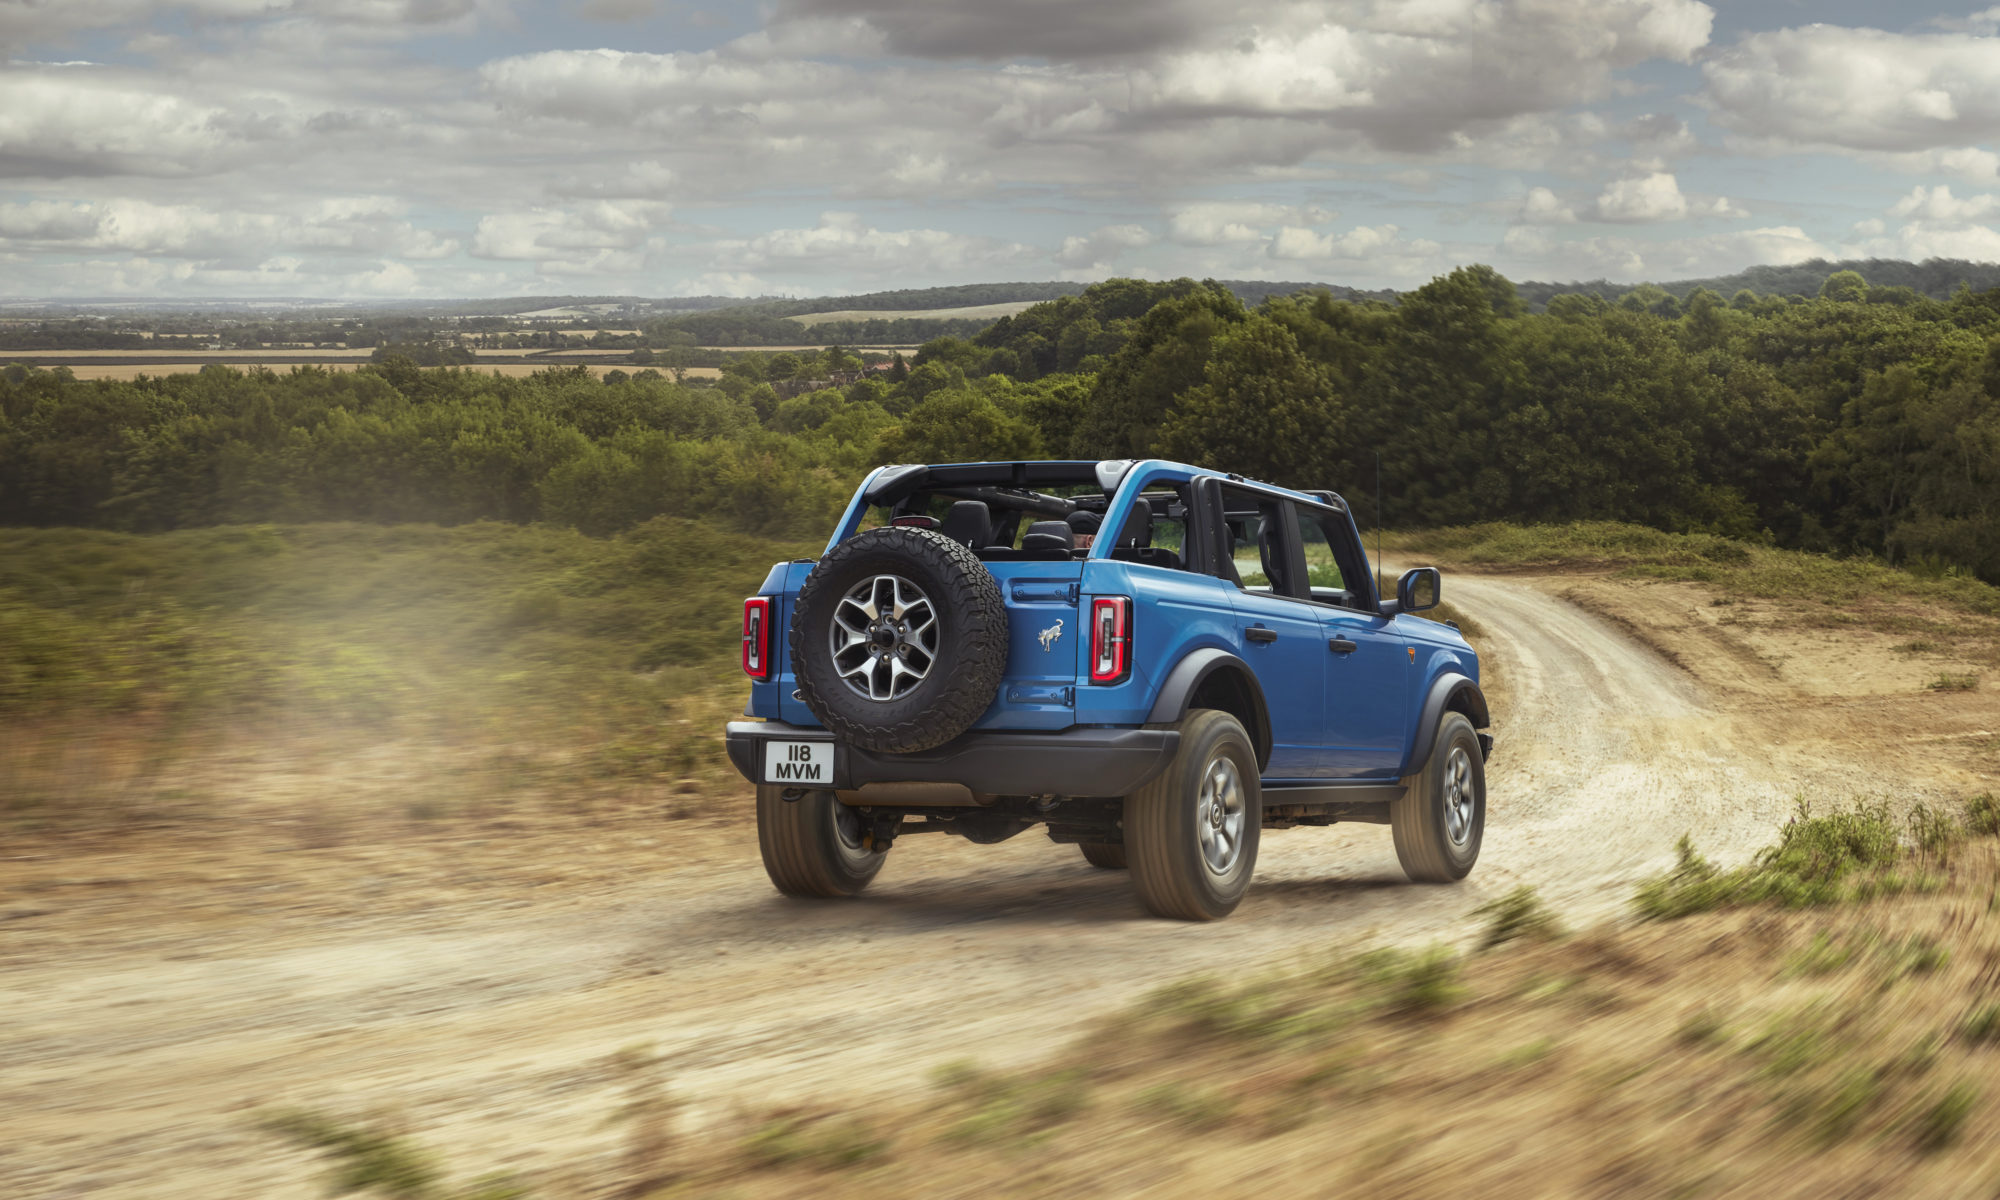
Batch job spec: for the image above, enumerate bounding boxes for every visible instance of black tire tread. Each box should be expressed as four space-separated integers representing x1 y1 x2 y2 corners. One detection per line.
756 785 885 898
1125 709 1260 921
1078 842 1127 870
789 527 1008 755
1390 712 1483 883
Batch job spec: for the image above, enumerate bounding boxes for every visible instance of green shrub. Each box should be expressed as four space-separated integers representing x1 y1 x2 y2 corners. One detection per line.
1636 802 1916 919
1472 885 1564 949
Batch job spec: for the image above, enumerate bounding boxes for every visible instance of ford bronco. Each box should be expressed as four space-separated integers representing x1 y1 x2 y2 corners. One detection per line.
724 459 1491 920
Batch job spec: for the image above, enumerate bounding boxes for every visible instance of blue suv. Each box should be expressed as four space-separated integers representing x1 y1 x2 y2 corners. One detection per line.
724 459 1492 920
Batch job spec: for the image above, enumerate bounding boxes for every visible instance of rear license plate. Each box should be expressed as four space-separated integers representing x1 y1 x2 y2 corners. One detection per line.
763 740 832 785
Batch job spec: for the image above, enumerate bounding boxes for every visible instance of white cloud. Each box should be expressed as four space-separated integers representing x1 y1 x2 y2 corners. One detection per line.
471 200 670 267
1519 187 1577 225
709 212 1039 280
1701 25 2000 156
1268 222 1437 262
1167 201 1334 245
1053 223 1156 269
1593 172 1688 223
1500 224 1831 282
1889 185 2000 225
0 196 459 260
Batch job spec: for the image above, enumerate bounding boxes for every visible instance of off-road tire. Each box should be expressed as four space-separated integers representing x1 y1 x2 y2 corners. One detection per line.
790 527 1008 754
756 785 888 897
1391 711 1485 883
1125 709 1261 920
1078 842 1127 870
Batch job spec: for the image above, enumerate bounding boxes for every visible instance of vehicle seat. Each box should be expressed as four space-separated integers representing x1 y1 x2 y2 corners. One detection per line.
1021 520 1074 552
1115 498 1152 549
938 500 992 548
1106 498 1182 569
1257 516 1289 592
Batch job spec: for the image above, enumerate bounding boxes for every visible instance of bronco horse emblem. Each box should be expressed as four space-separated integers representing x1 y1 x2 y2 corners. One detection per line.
1038 619 1064 651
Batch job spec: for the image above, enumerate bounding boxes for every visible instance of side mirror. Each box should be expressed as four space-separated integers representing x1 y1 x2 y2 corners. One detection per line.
1397 567 1441 613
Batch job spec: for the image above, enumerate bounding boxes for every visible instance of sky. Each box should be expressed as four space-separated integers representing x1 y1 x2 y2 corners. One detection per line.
2 0 1999 300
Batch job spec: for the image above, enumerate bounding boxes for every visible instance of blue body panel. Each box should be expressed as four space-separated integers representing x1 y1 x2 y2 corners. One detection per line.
746 458 1482 784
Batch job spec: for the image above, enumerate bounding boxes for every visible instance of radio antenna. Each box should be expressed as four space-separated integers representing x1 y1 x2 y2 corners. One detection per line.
1375 449 1385 599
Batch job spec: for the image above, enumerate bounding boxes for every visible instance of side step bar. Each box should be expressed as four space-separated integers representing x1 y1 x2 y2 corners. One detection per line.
1259 781 1404 828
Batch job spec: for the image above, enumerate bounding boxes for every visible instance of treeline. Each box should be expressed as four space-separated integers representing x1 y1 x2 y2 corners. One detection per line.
5 266 1999 580
1513 257 2000 310
641 311 992 347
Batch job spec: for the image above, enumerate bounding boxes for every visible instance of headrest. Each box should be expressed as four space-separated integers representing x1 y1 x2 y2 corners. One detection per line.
1257 515 1286 589
1021 520 1075 552
1117 498 1152 548
937 500 991 547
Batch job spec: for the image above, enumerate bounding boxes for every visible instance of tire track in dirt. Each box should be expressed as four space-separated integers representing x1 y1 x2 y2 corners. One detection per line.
0 574 1923 1199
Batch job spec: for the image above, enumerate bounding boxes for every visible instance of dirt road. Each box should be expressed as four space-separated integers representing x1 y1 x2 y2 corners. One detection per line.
2 572 1985 1198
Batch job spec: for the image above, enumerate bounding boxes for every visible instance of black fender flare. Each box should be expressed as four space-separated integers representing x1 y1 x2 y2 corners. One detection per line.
1146 648 1273 771
1400 672 1490 777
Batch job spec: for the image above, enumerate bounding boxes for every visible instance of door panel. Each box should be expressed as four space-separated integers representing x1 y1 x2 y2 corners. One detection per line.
1292 503 1409 777
1215 486 1331 778
1318 608 1408 777
1229 590 1330 778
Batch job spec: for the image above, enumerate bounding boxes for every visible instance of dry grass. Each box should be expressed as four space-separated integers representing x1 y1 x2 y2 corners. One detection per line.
254 807 2000 1200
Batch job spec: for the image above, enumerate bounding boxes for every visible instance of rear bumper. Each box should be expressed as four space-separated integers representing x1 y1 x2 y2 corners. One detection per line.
724 720 1181 798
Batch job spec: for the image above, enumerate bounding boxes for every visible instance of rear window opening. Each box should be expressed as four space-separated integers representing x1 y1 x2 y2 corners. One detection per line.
866 485 1195 569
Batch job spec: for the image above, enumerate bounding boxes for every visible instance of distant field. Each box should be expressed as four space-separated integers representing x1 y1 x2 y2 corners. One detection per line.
785 300 1039 326
23 360 720 381
12 347 378 358
697 342 919 352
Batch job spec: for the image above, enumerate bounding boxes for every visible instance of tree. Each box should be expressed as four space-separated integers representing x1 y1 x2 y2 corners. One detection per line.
1820 270 1869 303
1157 316 1345 488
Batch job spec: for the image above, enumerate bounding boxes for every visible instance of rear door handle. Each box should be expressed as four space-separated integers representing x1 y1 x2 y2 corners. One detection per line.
1245 626 1278 643
1328 638 1358 654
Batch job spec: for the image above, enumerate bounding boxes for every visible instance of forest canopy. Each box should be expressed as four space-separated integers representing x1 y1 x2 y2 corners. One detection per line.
6 265 1999 582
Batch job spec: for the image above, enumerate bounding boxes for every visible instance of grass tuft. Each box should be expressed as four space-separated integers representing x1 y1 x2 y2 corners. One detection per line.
259 1109 529 1200
1927 673 1980 692
1913 1082 1979 1153
1635 801 1923 920
1471 885 1565 949
1966 794 2000 837
742 1114 889 1171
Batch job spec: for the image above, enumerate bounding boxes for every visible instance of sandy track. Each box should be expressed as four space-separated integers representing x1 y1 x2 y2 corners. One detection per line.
0 574 1970 1198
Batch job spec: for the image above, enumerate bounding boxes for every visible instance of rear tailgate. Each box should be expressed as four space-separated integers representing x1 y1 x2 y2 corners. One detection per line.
968 560 1084 731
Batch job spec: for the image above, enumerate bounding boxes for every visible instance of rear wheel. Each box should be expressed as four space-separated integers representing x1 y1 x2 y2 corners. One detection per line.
1391 712 1485 883
1078 842 1127 870
1125 709 1261 920
756 785 889 897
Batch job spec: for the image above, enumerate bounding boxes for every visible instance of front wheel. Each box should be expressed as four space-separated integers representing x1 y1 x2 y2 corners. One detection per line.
1391 712 1485 883
756 785 889 897
1125 709 1261 920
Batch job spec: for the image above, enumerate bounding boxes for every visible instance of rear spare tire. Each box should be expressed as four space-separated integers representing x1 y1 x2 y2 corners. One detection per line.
790 526 1009 754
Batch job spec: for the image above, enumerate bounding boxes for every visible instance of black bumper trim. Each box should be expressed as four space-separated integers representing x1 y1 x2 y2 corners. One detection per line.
725 721 1181 798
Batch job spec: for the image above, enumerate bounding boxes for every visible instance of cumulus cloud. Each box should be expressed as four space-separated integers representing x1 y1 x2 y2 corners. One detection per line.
1701 25 2000 158
1593 172 1689 222
1167 202 1334 245
0 196 459 260
708 212 1039 281
1518 187 1577 225
1267 222 1441 268
1501 224 1831 282
1889 185 2000 224
1053 223 1155 270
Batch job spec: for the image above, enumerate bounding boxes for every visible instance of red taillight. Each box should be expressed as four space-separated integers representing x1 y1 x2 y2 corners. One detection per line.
1089 596 1131 685
742 596 772 680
